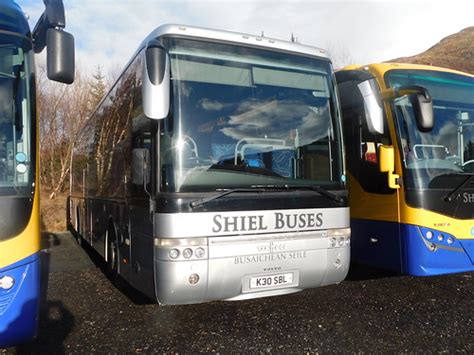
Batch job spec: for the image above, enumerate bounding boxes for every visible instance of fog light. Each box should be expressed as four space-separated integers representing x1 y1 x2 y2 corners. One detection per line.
169 248 179 259
330 237 337 247
429 243 437 252
447 237 454 245
426 231 433 240
195 247 205 258
183 248 193 259
0 275 15 290
189 273 200 284
438 234 444 242
338 237 345 247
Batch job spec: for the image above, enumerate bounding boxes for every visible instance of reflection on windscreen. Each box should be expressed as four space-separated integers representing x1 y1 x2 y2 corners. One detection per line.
0 42 31 194
165 39 342 192
387 70 474 188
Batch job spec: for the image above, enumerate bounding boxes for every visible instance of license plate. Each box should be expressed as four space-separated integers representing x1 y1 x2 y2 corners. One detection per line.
249 272 293 289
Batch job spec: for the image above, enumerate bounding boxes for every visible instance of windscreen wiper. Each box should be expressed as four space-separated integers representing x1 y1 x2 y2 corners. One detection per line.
443 173 474 202
190 188 265 208
251 184 345 204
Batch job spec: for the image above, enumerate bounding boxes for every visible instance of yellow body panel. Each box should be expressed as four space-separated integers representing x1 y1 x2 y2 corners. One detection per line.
0 184 40 269
0 104 41 269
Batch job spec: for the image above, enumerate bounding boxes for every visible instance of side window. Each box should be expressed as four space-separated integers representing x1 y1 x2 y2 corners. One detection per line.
130 54 153 197
104 70 135 198
338 79 393 194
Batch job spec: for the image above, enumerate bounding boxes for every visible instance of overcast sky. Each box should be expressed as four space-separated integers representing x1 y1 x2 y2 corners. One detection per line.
17 0 474 75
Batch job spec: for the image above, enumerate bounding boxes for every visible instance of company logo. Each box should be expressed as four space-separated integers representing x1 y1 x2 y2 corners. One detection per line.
257 242 286 253
463 192 474 203
212 212 324 233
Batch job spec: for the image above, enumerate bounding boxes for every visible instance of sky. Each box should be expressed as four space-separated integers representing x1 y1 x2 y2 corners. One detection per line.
16 0 474 76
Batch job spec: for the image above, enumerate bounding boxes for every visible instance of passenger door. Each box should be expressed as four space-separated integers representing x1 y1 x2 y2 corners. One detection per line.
338 75 402 271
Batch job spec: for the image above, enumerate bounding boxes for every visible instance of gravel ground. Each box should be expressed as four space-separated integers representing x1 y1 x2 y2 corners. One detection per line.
3 232 474 353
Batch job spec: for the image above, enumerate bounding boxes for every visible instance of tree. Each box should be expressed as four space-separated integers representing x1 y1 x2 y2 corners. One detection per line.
325 42 354 69
37 61 95 199
89 65 107 111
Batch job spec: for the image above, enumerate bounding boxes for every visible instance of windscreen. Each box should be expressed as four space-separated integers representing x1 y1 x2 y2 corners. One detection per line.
386 69 474 189
0 35 34 197
162 38 344 192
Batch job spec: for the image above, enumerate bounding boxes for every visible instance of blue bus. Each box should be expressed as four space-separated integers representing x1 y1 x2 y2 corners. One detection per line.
0 0 74 347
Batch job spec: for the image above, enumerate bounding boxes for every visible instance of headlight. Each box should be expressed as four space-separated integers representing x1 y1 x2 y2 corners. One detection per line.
183 248 193 259
0 275 15 290
169 248 180 259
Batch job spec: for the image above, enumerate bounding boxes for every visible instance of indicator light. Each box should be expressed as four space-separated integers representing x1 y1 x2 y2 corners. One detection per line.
446 237 454 245
438 234 444 242
330 238 337 247
195 247 205 258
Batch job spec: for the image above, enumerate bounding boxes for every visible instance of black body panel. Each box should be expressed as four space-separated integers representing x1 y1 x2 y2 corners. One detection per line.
0 197 33 240
405 188 474 220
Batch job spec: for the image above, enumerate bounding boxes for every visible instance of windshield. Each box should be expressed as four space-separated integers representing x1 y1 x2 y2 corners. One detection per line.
162 38 344 192
0 34 34 196
386 69 474 189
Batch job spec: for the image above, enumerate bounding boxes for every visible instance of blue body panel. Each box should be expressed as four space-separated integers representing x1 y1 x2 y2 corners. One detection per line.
0 1 30 36
351 219 474 276
0 253 40 348
350 219 402 272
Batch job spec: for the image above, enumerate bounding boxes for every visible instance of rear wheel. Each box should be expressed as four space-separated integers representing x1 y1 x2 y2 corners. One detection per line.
74 208 82 245
106 226 119 275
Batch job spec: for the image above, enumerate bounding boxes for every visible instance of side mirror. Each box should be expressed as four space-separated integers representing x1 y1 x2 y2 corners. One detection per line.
132 148 150 185
410 92 434 132
46 28 75 84
357 79 384 134
384 85 434 133
142 43 170 120
379 145 400 189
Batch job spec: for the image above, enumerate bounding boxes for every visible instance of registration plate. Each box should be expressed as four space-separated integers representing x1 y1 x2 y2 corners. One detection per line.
249 272 293 289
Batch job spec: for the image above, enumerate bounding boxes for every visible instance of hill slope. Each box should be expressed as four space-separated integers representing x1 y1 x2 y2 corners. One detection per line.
391 27 474 74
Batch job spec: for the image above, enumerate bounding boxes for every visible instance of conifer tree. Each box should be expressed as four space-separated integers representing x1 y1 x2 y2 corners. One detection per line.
89 65 107 111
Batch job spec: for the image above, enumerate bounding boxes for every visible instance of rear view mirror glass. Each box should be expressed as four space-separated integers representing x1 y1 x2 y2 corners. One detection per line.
142 44 170 120
410 92 434 132
357 79 384 134
46 28 75 84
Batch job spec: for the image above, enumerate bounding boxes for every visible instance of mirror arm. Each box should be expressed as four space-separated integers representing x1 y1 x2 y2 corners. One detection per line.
32 0 67 53
381 85 431 101
379 145 401 190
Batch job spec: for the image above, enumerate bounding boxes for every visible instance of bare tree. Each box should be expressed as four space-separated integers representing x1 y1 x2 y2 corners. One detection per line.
325 42 354 69
37 61 95 199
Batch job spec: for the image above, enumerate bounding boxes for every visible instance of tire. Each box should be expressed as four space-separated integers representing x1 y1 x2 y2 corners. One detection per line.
106 225 119 275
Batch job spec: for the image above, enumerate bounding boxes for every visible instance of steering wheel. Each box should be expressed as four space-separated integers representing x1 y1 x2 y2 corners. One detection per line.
462 160 474 173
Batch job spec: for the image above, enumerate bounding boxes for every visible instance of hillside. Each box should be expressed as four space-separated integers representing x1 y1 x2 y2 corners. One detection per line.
391 27 474 74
